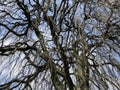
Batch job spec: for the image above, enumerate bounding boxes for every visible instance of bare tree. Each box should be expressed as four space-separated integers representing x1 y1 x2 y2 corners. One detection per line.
0 0 120 90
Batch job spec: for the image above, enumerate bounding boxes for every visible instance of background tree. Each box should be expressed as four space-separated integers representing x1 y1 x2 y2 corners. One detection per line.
0 0 120 90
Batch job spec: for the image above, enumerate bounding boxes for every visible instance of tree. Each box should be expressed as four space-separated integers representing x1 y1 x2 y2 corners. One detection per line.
0 0 120 90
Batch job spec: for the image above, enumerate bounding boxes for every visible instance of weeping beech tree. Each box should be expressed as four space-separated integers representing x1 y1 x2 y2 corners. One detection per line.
0 0 120 90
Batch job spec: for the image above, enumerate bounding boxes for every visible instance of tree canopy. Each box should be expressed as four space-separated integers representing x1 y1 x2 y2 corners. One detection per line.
0 0 120 90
